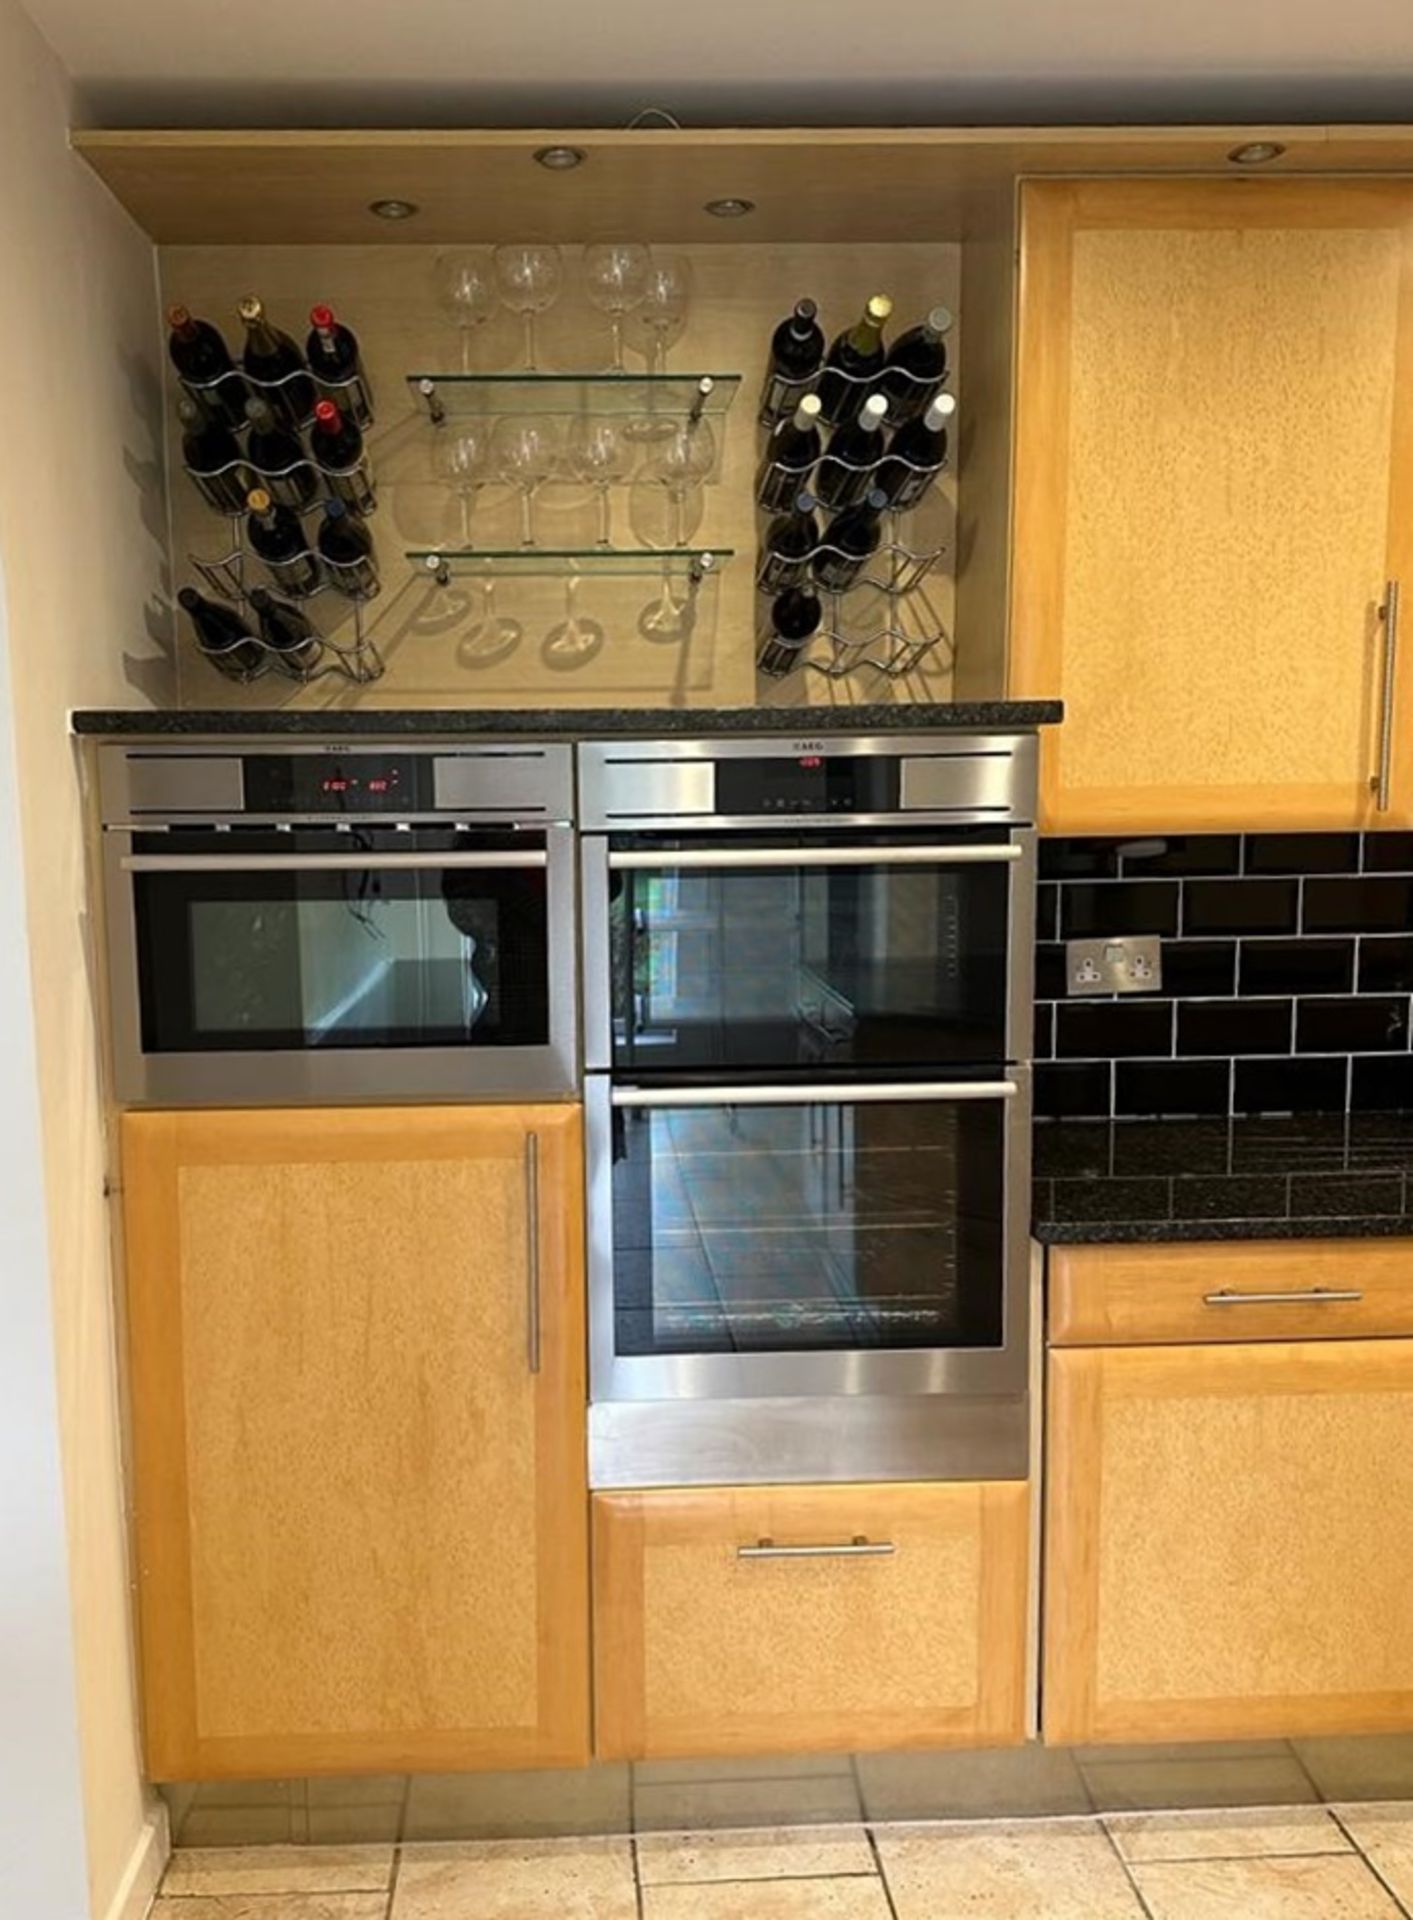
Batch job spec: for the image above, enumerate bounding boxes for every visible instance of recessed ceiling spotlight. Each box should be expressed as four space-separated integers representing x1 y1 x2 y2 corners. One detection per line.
1228 142 1286 166
704 197 756 219
368 197 420 220
535 145 587 170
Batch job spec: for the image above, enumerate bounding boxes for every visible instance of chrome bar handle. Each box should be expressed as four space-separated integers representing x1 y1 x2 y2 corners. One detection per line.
612 1080 1018 1109
738 1536 895 1560
1202 1288 1365 1308
608 844 1022 871
525 1131 541 1374
1374 578 1400 812
121 851 548 874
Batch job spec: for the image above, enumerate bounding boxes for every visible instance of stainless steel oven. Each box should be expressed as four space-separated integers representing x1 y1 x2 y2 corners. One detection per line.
580 732 1038 1487
97 741 577 1105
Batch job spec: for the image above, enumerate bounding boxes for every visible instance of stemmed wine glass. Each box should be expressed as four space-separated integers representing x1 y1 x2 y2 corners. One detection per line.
649 418 717 546
544 572 605 665
494 244 563 371
583 241 652 372
435 252 497 372
432 422 492 543
493 415 562 546
632 254 693 374
564 416 635 546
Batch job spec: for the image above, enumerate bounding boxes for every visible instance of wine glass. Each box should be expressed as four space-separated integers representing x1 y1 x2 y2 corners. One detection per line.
494 243 564 371
435 251 497 372
544 573 605 665
493 415 562 546
432 423 493 544
632 254 693 374
649 418 717 546
633 473 706 643
583 241 652 371
564 416 635 546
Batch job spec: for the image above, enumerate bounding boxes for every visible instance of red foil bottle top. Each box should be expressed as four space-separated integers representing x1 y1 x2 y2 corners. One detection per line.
310 303 336 330
314 399 340 426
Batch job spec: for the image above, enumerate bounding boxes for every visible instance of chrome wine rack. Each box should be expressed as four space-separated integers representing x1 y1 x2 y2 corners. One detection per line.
188 531 384 688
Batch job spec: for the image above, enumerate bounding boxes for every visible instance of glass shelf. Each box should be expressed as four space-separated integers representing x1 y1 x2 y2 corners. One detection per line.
406 371 741 420
409 545 732 581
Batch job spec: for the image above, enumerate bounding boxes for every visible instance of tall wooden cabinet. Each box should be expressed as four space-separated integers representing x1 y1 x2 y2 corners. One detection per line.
120 1103 589 1778
1012 179 1413 831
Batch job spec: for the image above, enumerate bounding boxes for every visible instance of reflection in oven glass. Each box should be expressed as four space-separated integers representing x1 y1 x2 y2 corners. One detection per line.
611 1100 1005 1357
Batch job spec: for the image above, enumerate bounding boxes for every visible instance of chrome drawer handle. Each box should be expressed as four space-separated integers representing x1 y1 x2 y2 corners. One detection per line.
1202 1288 1365 1308
738 1536 896 1560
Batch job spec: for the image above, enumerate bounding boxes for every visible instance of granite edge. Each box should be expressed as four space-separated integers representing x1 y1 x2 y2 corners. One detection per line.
1033 1213 1413 1244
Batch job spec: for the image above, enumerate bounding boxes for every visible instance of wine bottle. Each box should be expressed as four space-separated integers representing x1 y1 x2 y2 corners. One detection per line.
873 392 957 512
755 394 823 513
817 294 892 428
306 304 374 426
246 487 321 597
176 397 249 514
879 305 953 425
757 587 823 678
177 586 264 680
237 295 316 430
309 399 376 514
167 306 247 428
242 397 319 510
813 487 888 593
317 498 379 598
756 490 820 595
814 393 889 511
759 298 826 430
248 587 324 674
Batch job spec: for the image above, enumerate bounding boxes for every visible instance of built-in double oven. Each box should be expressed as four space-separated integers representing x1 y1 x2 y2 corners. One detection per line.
579 733 1038 1487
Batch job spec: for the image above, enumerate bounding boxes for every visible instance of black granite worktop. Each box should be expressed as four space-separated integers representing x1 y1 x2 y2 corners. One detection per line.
72 701 1061 738
1033 1113 1413 1243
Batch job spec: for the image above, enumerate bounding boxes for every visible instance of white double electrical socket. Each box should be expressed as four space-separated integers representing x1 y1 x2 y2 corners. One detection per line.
1065 936 1164 997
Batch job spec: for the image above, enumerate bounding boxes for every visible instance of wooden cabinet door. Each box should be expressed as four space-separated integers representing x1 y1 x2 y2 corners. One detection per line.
121 1104 588 1778
594 1481 1030 1761
1045 1340 1413 1745
1012 179 1413 832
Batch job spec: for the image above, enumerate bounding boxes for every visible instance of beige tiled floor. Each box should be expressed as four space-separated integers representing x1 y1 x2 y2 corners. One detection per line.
151 1802 1413 1918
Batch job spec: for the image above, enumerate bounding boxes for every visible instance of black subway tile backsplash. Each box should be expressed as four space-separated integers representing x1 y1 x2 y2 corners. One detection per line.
1183 877 1299 935
1035 832 1413 1122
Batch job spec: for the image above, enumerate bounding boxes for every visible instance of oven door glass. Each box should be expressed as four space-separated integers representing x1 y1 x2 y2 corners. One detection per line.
607 832 1018 1072
608 1086 1008 1359
130 828 551 1053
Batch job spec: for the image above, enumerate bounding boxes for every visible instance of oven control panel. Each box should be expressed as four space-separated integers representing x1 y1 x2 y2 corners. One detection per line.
714 755 901 815
243 754 429 813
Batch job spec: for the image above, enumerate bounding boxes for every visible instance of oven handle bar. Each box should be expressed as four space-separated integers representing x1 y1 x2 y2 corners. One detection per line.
611 1080 1018 1108
606 844 1023 870
120 851 548 874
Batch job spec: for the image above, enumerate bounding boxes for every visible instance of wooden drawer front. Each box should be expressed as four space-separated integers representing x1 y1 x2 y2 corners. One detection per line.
593 1481 1029 1761
1050 1241 1413 1347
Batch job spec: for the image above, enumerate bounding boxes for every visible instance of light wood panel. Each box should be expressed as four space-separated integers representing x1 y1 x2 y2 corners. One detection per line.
73 125 1413 247
593 1480 1029 1760
1044 1339 1413 1745
159 241 959 712
121 1103 588 1778
1011 178 1413 831
1050 1239 1413 1346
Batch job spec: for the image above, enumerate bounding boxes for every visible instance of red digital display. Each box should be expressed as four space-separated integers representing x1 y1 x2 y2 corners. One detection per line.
798 755 823 769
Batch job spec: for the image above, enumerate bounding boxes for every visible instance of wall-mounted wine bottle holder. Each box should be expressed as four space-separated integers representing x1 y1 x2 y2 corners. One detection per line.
761 357 945 424
186 532 384 688
756 517 952 681
178 362 373 431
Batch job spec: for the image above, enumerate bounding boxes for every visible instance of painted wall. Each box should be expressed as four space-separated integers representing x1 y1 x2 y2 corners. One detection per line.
0 1 171 1914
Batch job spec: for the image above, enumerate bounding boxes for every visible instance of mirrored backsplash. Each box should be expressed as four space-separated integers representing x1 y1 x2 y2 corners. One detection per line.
1035 833 1413 1121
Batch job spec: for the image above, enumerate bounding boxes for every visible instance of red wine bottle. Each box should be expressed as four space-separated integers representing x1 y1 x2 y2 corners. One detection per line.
246 487 321 597
167 306 247 428
817 294 892 428
874 392 957 511
879 305 953 425
237 296 316 430
248 587 324 673
815 393 889 510
310 399 377 513
813 487 888 592
759 299 825 429
176 397 248 514
757 587 822 677
306 304 374 426
243 397 319 510
177 586 264 679
755 394 823 513
757 490 820 594
317 498 379 598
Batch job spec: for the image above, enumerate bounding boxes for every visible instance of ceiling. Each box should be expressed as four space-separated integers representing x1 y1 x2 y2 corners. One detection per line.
22 0 1413 128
